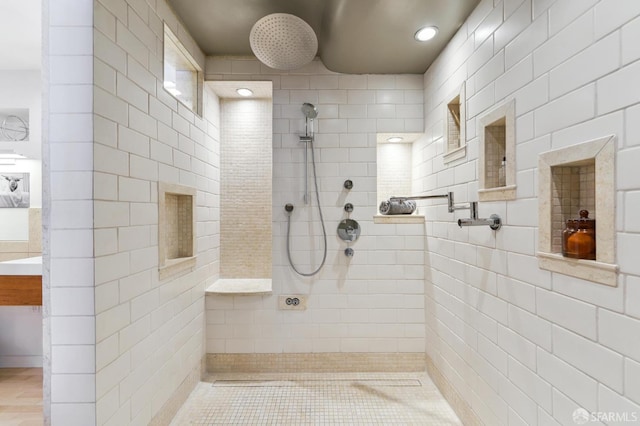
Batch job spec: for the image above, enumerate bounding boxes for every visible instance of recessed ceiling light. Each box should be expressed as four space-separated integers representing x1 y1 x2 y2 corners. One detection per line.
414 26 438 42
387 137 404 143
236 88 253 97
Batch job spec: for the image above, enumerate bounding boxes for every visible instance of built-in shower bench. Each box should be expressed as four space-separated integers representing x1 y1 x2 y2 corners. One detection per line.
205 278 272 295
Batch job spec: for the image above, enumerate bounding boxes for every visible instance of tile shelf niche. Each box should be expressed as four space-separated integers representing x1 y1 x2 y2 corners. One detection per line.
537 135 617 286
375 132 425 223
158 182 197 280
206 83 274 295
478 99 516 201
443 82 466 164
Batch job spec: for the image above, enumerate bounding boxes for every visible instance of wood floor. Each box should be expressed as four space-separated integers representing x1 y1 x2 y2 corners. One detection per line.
0 368 43 425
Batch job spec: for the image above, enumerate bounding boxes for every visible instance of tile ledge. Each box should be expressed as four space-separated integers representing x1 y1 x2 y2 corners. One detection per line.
443 145 466 164
373 215 425 224
537 252 618 287
478 185 517 202
477 185 517 194
206 278 273 295
159 256 196 281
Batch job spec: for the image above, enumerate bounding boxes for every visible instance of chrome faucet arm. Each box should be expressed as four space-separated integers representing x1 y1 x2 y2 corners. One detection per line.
389 192 469 213
388 192 501 230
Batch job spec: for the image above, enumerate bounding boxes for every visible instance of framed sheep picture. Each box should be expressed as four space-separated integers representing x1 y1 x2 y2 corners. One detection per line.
0 173 30 208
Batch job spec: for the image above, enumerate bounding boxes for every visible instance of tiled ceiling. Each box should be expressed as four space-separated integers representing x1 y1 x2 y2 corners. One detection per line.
168 0 481 74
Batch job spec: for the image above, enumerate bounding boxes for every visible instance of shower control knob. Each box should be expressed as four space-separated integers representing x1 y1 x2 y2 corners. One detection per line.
344 203 354 213
343 179 353 190
345 248 354 257
285 203 294 212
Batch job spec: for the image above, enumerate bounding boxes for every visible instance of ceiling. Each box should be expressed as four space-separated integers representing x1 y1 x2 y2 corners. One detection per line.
208 81 273 99
168 0 480 74
0 0 41 70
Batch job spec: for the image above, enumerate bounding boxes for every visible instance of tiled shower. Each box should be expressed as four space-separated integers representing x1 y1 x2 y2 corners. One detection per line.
31 0 640 424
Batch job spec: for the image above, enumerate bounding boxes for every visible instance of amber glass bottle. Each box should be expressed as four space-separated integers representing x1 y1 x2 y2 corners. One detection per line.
562 210 596 260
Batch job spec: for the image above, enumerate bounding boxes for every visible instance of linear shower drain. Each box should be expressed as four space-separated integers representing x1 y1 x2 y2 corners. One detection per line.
212 378 422 387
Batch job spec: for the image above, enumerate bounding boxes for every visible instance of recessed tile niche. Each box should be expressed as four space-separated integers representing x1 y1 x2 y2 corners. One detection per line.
443 82 466 164
205 81 273 295
158 182 196 280
538 135 617 286
550 162 596 253
478 100 516 201
375 132 425 224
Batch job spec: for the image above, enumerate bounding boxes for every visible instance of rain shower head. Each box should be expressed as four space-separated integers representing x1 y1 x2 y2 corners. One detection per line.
250 13 318 71
301 103 318 119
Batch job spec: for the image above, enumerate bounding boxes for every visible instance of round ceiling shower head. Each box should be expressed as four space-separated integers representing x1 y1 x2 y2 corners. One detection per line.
301 103 318 119
250 13 318 71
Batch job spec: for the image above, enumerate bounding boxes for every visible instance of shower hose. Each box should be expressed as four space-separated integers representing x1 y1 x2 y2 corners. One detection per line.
285 139 327 276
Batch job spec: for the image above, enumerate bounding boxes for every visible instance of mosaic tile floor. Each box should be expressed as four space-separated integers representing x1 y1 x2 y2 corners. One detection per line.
171 372 461 425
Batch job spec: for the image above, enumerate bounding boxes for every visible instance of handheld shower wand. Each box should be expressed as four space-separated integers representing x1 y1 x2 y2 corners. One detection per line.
300 102 317 204
284 103 327 277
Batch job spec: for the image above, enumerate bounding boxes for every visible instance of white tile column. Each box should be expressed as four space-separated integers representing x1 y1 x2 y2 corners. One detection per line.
44 0 95 424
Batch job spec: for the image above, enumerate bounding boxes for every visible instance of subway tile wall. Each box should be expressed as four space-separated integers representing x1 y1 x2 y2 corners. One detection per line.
45 0 96 424
92 0 217 425
205 58 427 355
46 1 218 423
417 0 640 424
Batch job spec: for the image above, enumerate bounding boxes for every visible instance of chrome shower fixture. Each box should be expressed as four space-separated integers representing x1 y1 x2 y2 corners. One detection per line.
388 192 502 230
301 102 318 119
300 103 318 204
284 102 327 277
301 102 318 137
249 13 318 71
457 202 502 230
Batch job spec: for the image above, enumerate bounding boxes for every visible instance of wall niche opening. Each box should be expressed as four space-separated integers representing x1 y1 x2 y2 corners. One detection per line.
205 81 274 295
158 182 196 280
165 193 194 259
478 100 516 201
538 135 617 286
550 161 596 254
484 117 506 189
443 82 466 164
374 132 426 224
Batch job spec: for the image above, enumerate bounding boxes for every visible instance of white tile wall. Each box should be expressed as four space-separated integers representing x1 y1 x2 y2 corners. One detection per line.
420 1 640 424
41 0 640 424
45 0 217 424
205 57 426 355
45 0 96 423
91 0 217 422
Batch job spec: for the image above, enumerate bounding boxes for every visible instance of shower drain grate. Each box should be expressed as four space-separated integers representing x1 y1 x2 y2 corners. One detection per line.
212 378 422 387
